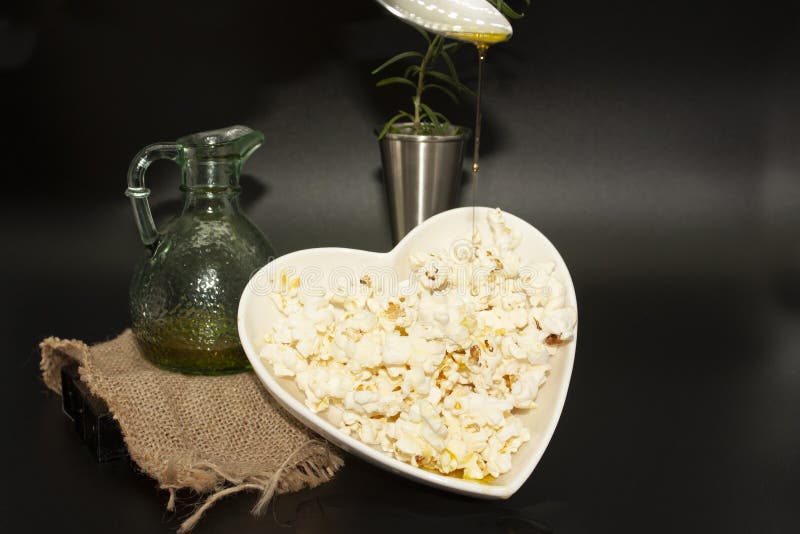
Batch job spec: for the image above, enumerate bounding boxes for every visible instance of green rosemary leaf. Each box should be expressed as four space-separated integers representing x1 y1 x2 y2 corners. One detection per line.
419 103 441 129
377 112 408 139
376 77 417 89
495 0 526 19
404 64 421 79
436 111 451 134
426 71 475 96
423 83 459 103
433 111 451 135
425 70 457 86
440 51 460 84
413 26 431 44
371 51 424 75
431 35 445 57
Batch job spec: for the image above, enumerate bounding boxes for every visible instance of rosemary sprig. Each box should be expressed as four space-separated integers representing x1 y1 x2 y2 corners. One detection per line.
373 32 467 138
373 1 531 139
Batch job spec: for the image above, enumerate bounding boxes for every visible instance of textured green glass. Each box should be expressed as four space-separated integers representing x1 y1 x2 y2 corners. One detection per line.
126 126 274 374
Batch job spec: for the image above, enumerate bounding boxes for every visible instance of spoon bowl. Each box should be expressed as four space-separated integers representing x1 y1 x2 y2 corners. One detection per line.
374 0 513 43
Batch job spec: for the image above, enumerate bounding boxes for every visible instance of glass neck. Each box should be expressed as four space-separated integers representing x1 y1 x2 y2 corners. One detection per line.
180 159 242 214
181 159 241 194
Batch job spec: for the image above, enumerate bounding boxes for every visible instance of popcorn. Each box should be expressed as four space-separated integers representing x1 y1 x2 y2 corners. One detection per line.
259 344 306 377
260 209 577 481
382 333 412 366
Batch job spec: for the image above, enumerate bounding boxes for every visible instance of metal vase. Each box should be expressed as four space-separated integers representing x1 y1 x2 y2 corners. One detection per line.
379 124 469 243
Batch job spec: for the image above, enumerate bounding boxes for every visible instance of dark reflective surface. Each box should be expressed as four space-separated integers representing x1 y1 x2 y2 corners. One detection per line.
2 0 798 532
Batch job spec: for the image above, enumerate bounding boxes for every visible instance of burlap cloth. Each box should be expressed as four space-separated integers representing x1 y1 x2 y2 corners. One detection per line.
40 329 343 532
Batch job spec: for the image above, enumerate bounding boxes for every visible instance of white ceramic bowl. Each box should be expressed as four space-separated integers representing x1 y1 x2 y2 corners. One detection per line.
238 207 578 498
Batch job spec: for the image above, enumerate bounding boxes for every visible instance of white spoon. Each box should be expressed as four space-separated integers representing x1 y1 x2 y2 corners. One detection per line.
375 0 513 44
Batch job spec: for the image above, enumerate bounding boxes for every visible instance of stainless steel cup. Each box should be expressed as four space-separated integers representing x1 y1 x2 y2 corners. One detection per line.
378 124 469 243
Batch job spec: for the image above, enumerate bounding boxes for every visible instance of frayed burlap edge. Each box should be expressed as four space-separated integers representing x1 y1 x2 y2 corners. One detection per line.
40 334 344 532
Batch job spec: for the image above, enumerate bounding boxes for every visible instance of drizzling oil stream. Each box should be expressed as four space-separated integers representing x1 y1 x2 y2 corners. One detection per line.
471 43 488 245
446 31 507 250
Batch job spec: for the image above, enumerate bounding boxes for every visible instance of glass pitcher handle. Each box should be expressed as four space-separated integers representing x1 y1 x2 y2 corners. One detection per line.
125 143 183 248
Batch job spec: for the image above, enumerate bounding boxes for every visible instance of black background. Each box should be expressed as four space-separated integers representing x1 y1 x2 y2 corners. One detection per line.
1 0 799 532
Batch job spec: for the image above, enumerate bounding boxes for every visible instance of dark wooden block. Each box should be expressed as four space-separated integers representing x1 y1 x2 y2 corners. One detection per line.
60 364 128 462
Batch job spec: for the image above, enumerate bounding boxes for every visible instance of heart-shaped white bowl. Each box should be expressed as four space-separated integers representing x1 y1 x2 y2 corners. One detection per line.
238 207 577 498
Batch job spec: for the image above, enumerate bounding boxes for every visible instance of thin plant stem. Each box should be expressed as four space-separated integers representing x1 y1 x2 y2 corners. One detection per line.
414 35 443 130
